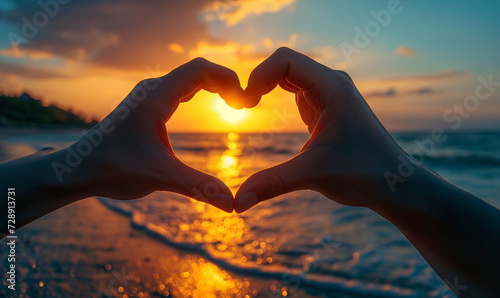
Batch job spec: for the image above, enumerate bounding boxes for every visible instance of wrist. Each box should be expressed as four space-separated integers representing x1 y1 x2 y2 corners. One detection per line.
2 146 99 230
39 145 99 203
369 154 450 229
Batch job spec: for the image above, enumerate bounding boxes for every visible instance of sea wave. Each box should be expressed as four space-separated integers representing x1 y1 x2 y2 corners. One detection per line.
98 197 452 297
410 152 500 166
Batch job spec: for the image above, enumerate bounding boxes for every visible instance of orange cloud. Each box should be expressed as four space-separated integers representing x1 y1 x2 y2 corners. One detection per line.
168 43 185 54
1 48 53 60
188 42 255 64
263 38 274 49
205 0 296 26
262 33 298 51
277 33 298 48
396 46 416 57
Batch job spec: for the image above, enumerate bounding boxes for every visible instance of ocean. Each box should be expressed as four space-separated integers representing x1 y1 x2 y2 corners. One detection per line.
1 129 499 297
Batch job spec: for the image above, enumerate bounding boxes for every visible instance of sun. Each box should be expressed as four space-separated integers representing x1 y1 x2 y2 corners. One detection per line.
215 97 248 123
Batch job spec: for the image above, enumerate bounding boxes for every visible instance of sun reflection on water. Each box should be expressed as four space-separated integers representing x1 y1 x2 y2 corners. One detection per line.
211 132 243 190
145 133 279 297
168 256 251 297
126 253 255 298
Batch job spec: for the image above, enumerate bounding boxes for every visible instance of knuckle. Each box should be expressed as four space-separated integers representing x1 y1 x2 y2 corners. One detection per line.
187 176 219 203
130 79 153 101
135 78 155 93
266 173 286 198
190 57 209 67
137 78 152 87
334 70 354 84
273 46 295 60
275 46 293 55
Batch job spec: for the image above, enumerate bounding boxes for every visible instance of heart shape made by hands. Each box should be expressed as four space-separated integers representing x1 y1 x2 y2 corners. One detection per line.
91 48 399 215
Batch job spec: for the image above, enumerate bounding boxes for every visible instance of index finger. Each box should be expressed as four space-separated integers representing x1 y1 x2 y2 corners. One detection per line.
243 47 333 107
165 57 245 108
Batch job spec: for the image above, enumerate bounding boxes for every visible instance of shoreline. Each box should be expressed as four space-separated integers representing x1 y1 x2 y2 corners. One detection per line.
0 197 311 297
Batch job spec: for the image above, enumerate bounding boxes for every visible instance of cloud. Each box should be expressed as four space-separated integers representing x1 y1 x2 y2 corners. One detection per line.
204 0 295 26
0 0 299 77
396 46 416 57
186 33 306 66
168 43 184 54
1 48 53 60
0 0 223 73
277 32 298 48
188 41 255 63
0 61 70 79
365 88 397 98
184 33 336 72
365 87 438 98
381 70 470 83
408 87 436 95
263 38 274 49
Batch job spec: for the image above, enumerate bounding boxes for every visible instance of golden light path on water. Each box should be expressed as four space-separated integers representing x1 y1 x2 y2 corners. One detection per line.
214 132 243 188
140 133 285 298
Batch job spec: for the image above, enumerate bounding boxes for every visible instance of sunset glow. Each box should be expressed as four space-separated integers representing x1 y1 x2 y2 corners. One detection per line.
0 1 498 132
215 97 248 124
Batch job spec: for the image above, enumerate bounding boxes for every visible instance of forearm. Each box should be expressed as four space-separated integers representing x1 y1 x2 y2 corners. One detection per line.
1 146 97 237
371 157 500 296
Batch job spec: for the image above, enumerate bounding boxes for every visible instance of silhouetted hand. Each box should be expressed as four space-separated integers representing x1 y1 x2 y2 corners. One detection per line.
235 48 500 296
0 58 245 229
81 58 245 212
235 47 405 212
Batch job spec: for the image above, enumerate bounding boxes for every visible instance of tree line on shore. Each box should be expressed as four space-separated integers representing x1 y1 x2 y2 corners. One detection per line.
0 93 98 128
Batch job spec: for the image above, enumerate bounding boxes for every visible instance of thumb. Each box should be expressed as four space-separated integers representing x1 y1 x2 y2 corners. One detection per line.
234 153 314 213
167 160 234 213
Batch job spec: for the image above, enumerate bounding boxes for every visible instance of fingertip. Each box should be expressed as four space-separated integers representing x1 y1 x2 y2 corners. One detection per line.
213 193 234 213
244 84 260 97
242 85 262 107
225 100 245 110
220 88 246 110
243 96 261 108
179 165 235 212
235 191 258 213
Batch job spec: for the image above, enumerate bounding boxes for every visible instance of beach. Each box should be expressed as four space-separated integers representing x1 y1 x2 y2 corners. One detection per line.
1 196 312 298
2 129 499 297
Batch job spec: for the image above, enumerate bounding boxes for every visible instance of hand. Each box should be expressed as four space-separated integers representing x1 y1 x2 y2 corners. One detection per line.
74 58 244 212
235 47 407 212
234 48 500 296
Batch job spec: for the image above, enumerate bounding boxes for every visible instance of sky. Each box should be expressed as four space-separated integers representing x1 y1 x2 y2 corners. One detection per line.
0 0 499 132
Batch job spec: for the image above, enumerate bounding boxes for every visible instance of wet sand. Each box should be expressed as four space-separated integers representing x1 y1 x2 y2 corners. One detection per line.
0 197 314 298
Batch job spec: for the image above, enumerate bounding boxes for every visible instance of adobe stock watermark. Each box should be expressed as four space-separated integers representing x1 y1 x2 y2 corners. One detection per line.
270 235 339 297
443 276 468 297
7 0 70 52
340 0 405 64
97 265 135 298
384 73 500 192
242 106 297 157
51 77 163 182
108 64 165 111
